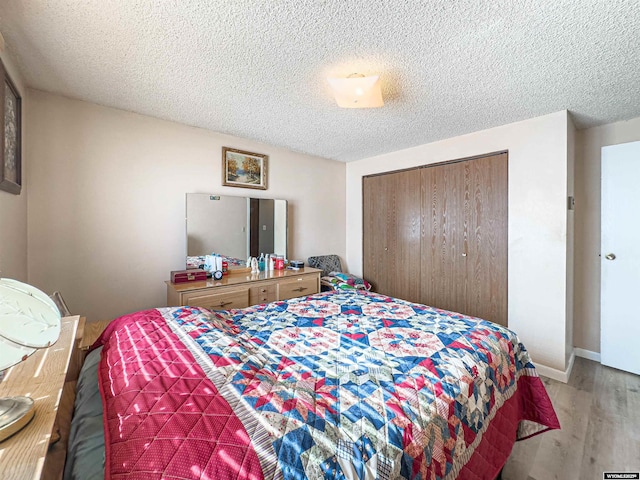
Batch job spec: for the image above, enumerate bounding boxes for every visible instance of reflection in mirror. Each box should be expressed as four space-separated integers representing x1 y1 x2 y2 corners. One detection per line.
186 194 287 269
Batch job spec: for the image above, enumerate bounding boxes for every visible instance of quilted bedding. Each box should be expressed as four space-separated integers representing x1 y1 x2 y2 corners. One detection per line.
94 290 559 480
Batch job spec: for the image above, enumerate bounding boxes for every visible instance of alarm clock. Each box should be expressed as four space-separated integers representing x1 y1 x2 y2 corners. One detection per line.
212 270 223 280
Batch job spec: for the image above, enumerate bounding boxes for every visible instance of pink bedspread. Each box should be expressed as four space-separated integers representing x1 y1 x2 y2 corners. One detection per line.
94 291 559 479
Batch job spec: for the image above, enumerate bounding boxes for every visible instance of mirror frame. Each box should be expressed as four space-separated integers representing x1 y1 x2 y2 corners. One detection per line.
185 193 288 269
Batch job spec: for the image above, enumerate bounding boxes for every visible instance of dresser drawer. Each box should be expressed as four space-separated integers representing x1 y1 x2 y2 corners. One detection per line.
249 284 277 305
278 275 318 300
182 288 249 310
166 268 322 310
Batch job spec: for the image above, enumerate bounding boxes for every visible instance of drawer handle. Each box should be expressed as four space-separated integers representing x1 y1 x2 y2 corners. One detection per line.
211 301 233 308
293 287 307 292
261 289 266 293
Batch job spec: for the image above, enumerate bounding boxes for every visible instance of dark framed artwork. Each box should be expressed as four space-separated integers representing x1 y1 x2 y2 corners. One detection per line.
0 59 22 195
222 147 268 190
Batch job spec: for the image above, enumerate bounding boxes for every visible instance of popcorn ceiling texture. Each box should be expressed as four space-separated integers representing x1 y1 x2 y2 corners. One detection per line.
0 0 639 162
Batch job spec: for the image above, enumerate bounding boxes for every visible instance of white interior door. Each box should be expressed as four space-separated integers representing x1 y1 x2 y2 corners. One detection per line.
601 141 640 375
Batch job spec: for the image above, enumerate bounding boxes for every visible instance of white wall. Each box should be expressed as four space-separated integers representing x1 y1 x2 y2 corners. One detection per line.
574 115 640 353
346 111 572 374
26 90 346 321
0 46 28 281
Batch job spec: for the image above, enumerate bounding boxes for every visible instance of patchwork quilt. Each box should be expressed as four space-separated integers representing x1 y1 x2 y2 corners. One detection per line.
95 291 559 480
321 272 372 291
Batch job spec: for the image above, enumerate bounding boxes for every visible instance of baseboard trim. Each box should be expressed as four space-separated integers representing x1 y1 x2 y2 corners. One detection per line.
534 350 575 383
574 348 601 363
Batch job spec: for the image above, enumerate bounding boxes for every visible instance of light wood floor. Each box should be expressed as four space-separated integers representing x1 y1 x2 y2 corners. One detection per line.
503 357 640 480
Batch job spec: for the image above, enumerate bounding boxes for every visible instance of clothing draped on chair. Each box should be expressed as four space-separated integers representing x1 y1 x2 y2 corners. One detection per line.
307 255 371 291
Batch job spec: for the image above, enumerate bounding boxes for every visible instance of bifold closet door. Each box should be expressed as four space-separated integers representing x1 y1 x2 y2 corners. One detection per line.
420 161 466 315
420 153 508 326
463 153 508 326
363 170 421 302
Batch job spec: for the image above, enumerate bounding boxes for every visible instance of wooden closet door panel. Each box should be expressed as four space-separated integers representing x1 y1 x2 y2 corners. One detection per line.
420 162 466 312
363 171 421 301
363 174 390 294
463 153 508 325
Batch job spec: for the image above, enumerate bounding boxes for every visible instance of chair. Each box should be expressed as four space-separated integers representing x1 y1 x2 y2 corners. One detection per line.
49 291 72 317
307 255 343 277
307 255 371 292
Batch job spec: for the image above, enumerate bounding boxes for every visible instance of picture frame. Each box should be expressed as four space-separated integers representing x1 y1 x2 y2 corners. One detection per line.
0 60 22 195
222 147 268 190
0 58 21 195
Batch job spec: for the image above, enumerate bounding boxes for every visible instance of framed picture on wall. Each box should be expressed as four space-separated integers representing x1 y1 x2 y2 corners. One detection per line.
0 59 22 195
222 147 268 190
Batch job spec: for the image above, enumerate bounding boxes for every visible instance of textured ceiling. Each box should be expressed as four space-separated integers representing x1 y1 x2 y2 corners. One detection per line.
1 1 639 162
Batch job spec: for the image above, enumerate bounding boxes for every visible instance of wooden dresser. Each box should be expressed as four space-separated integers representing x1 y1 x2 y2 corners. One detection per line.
0 315 82 480
166 267 322 309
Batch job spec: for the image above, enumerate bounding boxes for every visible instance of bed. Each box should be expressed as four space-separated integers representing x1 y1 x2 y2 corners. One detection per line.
65 290 559 480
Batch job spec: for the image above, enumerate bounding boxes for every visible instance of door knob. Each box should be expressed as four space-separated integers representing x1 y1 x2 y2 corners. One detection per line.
605 253 616 260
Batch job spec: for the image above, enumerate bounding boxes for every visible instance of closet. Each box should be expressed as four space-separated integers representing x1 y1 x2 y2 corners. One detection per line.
363 152 508 326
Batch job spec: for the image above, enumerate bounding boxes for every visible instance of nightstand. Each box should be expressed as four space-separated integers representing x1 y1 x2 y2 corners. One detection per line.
0 315 81 480
79 319 112 351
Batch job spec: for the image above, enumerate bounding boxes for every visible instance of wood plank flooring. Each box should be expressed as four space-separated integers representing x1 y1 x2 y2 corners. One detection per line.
503 357 640 479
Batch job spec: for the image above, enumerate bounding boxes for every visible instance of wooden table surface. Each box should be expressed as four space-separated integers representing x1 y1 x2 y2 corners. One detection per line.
0 315 79 480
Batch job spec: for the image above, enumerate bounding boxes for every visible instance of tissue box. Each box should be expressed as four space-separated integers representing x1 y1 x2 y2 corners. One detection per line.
170 269 207 284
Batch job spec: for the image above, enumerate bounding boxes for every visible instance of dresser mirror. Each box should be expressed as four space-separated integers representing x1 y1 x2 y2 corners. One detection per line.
186 193 288 269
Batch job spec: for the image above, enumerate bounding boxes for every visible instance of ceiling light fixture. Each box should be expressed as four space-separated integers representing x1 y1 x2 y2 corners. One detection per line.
327 73 384 108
